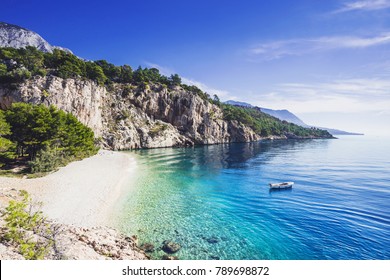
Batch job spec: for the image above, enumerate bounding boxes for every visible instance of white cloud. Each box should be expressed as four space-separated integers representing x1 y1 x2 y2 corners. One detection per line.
249 33 390 60
333 0 390 13
181 77 236 100
252 78 390 114
144 62 174 76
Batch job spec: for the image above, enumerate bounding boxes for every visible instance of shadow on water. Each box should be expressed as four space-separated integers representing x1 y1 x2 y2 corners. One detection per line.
269 187 293 194
133 139 330 172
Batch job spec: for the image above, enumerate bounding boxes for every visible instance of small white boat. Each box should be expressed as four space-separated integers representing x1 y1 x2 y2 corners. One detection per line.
269 182 294 189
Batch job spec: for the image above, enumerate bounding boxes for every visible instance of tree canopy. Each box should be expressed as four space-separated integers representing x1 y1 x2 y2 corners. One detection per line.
0 47 186 89
0 110 12 153
0 47 332 142
0 103 97 173
222 104 332 138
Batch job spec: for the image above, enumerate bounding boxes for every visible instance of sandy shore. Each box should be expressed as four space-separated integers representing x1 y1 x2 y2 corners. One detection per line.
0 150 136 228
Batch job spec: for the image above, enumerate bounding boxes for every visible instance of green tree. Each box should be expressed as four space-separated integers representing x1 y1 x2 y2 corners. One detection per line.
169 73 181 86
0 110 12 153
86 62 107 85
213 94 221 106
0 62 7 76
119 65 133 83
5 103 97 161
5 103 58 158
132 66 146 84
95 60 122 82
19 46 45 75
57 112 97 158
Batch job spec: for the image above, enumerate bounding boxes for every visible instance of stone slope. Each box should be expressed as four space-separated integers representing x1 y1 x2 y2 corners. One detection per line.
0 22 71 53
0 76 262 149
0 186 148 260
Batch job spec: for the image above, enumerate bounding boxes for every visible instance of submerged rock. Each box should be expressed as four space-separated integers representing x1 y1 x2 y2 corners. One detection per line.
162 254 179 260
140 243 155 253
206 237 219 244
162 240 181 254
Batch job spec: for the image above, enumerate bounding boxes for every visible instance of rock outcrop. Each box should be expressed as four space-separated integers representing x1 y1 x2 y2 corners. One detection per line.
0 75 262 150
0 220 149 260
0 187 148 260
0 22 71 53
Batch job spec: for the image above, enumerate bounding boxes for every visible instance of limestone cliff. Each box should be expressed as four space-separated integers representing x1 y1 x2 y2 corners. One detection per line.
0 75 262 150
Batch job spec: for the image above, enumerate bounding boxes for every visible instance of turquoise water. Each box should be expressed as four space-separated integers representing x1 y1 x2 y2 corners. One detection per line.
119 136 390 260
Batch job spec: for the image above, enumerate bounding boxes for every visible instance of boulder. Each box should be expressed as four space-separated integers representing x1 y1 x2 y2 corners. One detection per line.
161 240 181 254
140 243 155 253
162 254 179 260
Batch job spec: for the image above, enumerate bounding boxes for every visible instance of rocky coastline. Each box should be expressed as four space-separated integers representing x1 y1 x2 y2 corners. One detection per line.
0 187 148 260
0 75 331 152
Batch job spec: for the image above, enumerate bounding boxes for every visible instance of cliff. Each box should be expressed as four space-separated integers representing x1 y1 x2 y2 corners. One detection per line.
0 76 262 150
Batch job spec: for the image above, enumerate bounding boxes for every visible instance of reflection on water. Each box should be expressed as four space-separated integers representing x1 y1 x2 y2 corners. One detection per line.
269 188 293 194
119 137 390 260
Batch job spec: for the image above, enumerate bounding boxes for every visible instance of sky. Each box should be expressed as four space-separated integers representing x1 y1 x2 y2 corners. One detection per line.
1 0 390 135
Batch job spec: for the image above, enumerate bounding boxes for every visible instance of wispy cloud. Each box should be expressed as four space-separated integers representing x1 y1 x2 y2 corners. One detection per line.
144 62 235 100
144 62 174 76
333 0 390 13
181 77 236 100
249 33 390 60
253 78 390 114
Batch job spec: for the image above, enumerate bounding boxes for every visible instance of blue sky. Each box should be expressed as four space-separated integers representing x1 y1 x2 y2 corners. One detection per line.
2 0 390 135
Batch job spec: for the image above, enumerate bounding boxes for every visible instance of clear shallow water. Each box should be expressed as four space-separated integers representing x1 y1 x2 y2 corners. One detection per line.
119 136 390 260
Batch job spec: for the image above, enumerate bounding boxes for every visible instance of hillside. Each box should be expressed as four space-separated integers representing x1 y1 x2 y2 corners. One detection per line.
226 100 363 135
0 46 333 150
0 22 71 53
0 22 333 150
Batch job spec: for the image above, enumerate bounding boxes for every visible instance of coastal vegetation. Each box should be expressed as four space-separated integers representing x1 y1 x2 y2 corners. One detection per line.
2 190 53 259
0 46 227 104
0 46 332 143
0 189 148 260
0 103 97 175
222 104 332 138
0 110 13 157
0 46 183 88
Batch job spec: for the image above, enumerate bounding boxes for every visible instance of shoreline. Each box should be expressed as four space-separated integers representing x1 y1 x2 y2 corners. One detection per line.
0 150 150 260
0 149 136 228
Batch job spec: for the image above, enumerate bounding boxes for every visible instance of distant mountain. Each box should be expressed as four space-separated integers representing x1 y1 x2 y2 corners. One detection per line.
259 108 308 128
225 100 254 108
316 127 363 136
225 100 363 135
0 22 71 53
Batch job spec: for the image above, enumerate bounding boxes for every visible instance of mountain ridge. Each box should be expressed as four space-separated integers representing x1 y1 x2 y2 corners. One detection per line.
0 22 72 53
225 100 363 135
0 22 334 150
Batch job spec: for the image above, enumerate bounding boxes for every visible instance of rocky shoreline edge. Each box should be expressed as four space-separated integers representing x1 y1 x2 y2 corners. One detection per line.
0 187 149 260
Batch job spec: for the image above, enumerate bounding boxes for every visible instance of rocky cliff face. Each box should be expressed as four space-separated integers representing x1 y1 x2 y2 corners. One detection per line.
0 76 105 137
0 76 262 150
0 22 71 53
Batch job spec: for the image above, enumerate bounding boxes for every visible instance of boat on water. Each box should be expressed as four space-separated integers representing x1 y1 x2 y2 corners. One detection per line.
269 182 294 189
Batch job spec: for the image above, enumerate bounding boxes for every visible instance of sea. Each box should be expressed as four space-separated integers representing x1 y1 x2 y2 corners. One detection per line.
118 136 390 260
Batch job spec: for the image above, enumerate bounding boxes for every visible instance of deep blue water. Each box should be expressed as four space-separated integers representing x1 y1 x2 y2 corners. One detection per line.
119 136 390 260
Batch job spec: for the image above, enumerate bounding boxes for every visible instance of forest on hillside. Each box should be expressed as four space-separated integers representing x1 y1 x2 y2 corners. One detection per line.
0 46 332 145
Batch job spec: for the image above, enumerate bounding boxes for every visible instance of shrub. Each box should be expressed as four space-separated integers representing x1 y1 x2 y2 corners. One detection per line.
149 122 169 137
5 103 98 161
28 147 63 173
2 190 52 259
